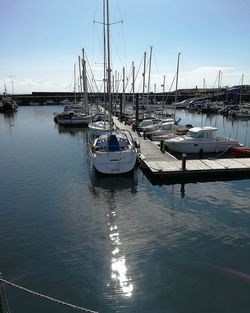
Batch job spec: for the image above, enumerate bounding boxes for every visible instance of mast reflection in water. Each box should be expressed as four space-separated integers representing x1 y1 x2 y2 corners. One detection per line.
90 172 137 298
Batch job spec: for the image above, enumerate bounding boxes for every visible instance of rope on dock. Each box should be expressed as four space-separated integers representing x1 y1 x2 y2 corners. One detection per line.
209 145 234 159
0 277 99 313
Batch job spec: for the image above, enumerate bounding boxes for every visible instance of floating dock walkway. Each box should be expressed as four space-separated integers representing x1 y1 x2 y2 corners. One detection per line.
113 116 250 184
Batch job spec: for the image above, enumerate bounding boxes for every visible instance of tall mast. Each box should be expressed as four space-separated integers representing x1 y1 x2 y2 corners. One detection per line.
147 46 153 105
162 75 165 93
132 61 135 108
174 52 181 118
122 66 125 108
216 70 221 103
9 76 15 95
142 51 147 101
115 71 119 101
106 0 112 127
239 73 244 105
203 78 206 90
220 71 223 89
74 63 77 105
82 48 89 114
112 73 115 96
78 56 83 100
103 0 107 110
4 83 7 95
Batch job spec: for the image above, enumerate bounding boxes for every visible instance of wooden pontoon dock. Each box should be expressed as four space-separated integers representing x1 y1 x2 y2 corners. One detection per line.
113 117 250 184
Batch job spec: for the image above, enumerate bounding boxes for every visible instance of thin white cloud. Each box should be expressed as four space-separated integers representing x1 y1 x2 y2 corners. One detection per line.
0 78 71 94
191 66 235 74
1 65 249 94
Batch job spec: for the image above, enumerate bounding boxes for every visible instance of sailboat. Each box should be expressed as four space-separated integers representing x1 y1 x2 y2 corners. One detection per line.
88 1 111 136
91 0 138 175
0 84 18 113
56 53 92 127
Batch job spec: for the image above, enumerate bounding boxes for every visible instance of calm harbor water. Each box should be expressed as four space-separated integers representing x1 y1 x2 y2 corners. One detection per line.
0 106 250 313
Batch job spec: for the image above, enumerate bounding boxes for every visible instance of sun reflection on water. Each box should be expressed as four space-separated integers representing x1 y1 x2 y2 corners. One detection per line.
108 205 133 297
90 174 138 298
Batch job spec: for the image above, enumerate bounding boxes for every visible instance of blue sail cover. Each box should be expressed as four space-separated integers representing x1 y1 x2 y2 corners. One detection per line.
108 134 120 152
228 87 241 94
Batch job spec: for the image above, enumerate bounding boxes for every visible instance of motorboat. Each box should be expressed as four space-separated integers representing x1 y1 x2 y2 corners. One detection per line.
165 126 240 154
143 118 176 137
91 130 138 174
151 123 190 141
137 118 161 132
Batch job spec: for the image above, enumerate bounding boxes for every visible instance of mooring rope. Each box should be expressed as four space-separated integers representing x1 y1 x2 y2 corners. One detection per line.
0 277 99 313
0 278 11 313
209 145 234 160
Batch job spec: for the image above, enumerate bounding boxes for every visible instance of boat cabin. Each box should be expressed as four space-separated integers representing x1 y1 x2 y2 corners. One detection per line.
185 127 218 139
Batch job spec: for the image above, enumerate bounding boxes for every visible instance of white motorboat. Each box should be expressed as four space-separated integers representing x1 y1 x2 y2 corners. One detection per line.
143 118 180 136
165 126 240 154
137 118 161 132
150 121 176 140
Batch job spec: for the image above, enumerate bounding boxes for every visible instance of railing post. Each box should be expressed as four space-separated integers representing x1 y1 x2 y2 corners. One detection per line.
182 153 187 170
160 140 165 153
135 93 139 131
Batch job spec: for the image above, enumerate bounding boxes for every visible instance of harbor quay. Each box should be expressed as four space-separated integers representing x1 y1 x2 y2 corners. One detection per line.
6 85 250 106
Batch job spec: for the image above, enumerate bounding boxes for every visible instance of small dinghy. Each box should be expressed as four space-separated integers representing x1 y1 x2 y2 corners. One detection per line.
229 146 250 157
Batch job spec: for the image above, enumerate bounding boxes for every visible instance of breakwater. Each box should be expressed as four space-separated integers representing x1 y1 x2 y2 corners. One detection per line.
8 85 250 106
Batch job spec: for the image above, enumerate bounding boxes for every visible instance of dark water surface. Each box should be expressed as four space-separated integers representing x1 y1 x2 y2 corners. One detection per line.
0 106 250 313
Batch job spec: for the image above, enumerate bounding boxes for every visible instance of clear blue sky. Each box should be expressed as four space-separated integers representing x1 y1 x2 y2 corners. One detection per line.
1 0 250 94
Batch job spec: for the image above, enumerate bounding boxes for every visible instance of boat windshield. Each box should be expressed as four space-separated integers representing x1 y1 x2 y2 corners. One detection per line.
185 131 200 138
186 130 214 138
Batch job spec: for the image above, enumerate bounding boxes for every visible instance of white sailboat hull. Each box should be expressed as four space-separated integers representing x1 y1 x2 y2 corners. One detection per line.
92 150 137 174
91 130 137 174
88 121 111 136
